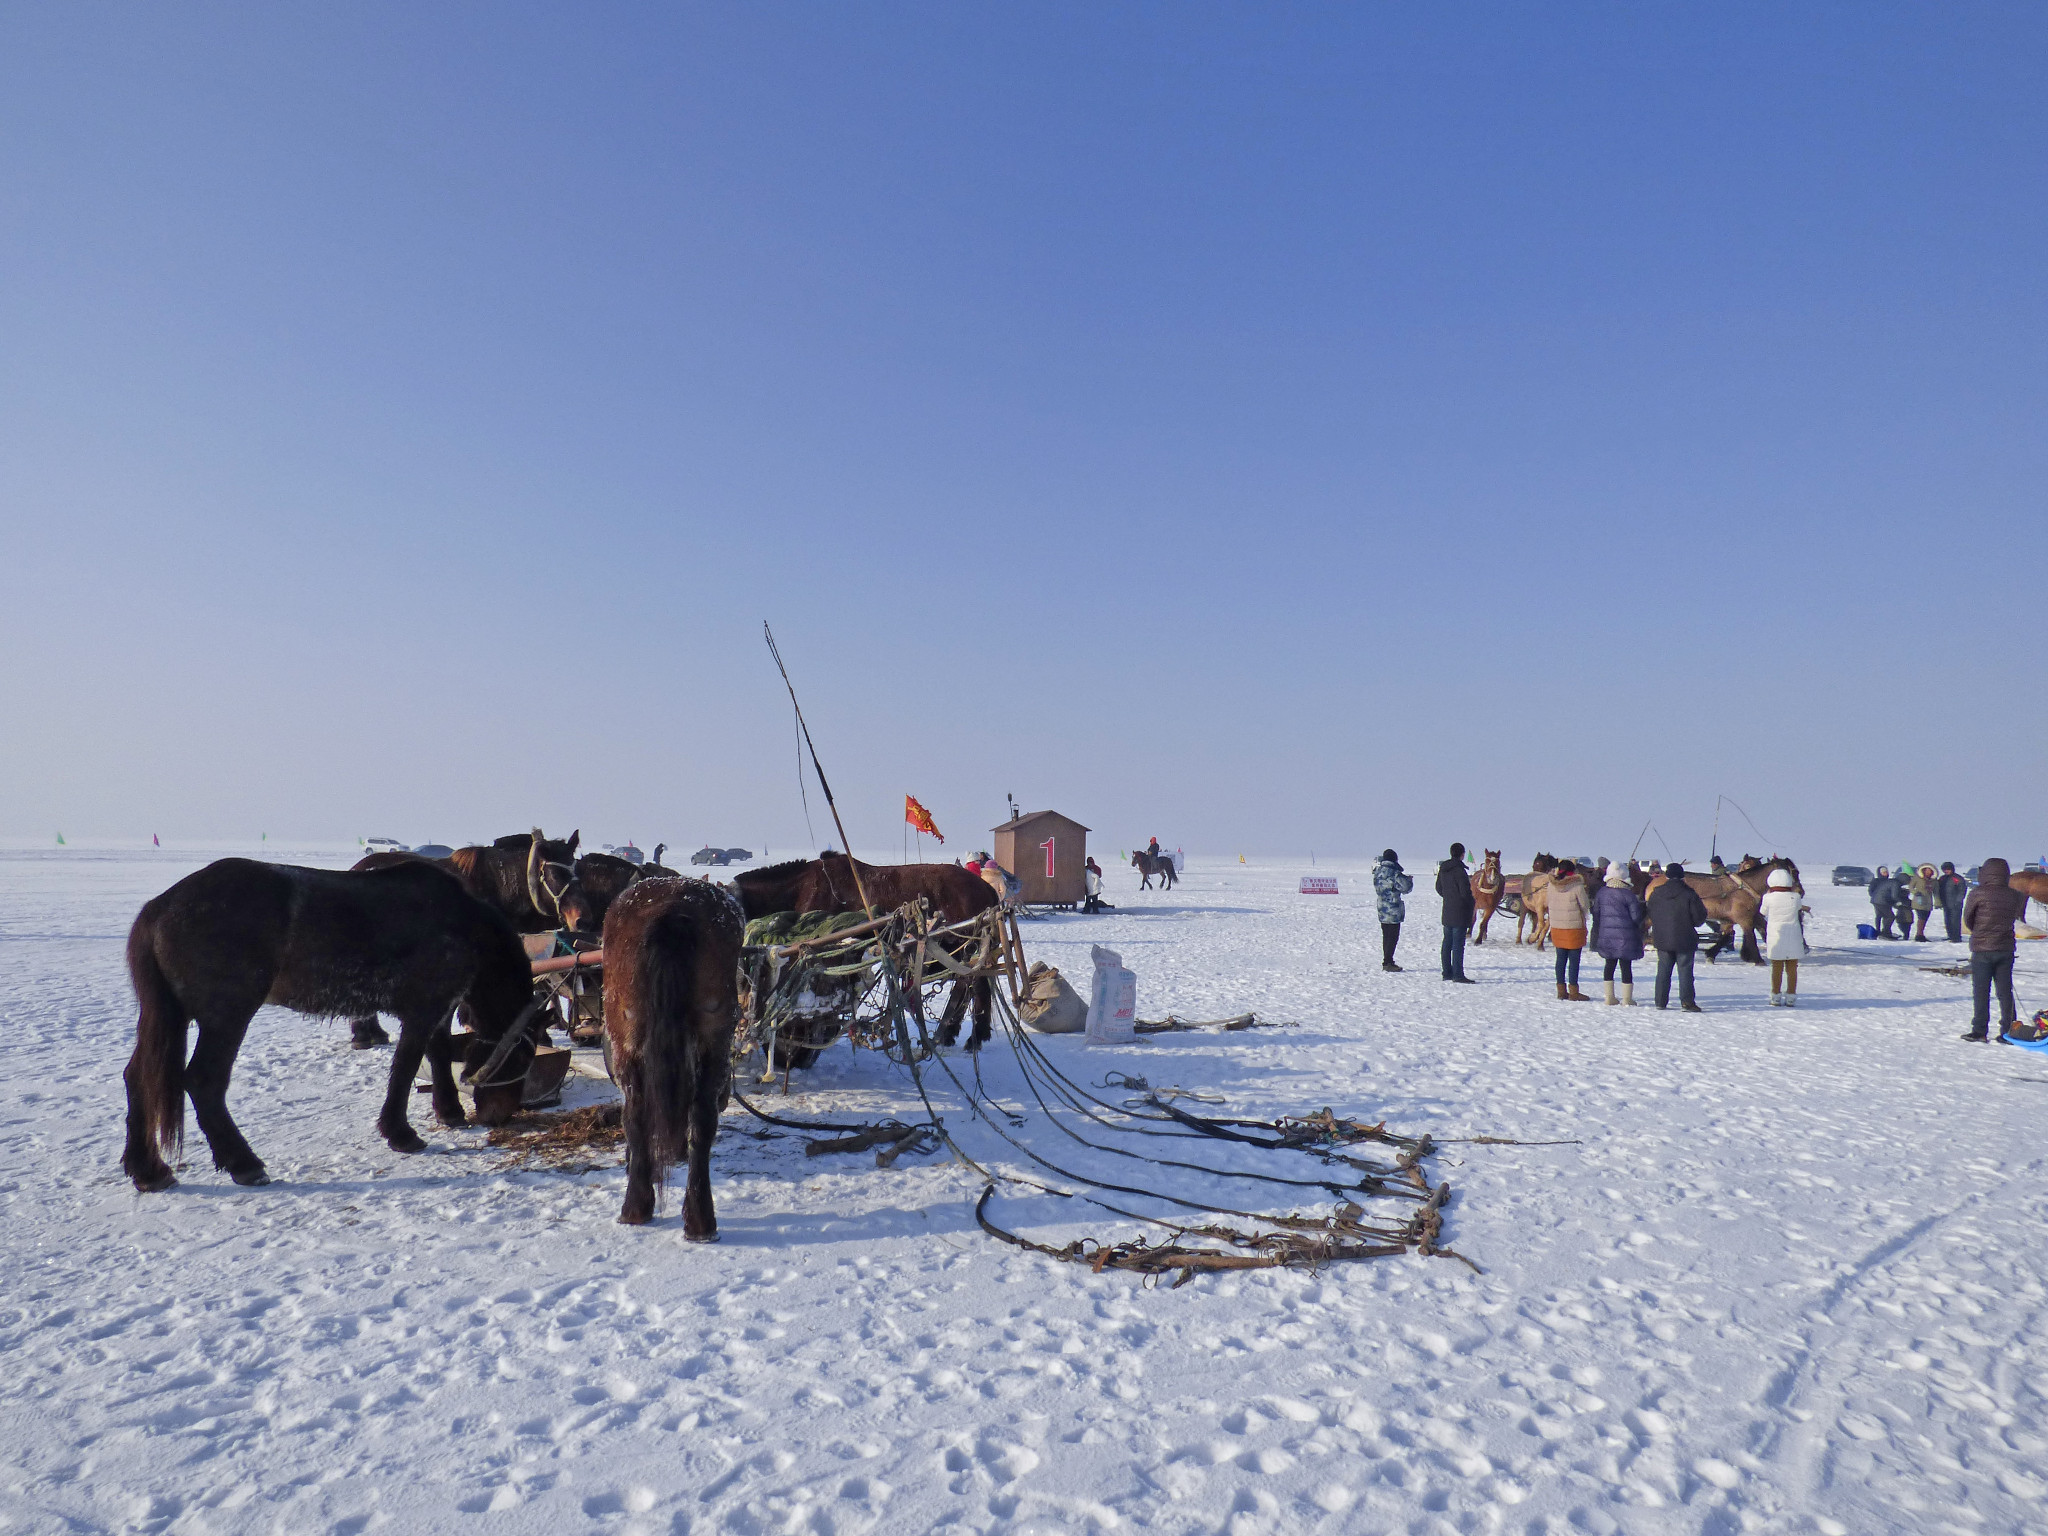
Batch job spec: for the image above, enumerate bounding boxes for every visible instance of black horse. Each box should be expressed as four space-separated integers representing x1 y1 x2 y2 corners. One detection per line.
341 830 583 1048
121 858 539 1192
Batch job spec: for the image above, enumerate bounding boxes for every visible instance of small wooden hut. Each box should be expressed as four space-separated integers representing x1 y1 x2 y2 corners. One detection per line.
992 810 1090 908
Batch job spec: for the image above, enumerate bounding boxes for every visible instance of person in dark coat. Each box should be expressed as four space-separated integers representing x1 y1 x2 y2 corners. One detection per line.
1867 867 1898 938
1937 862 1969 943
1647 863 1709 1011
1435 842 1477 983
1960 857 2028 1041
1590 864 1648 1006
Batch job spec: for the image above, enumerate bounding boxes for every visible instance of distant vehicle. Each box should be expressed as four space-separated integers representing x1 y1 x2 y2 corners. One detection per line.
1832 864 1874 886
689 846 754 867
364 838 405 854
605 844 645 866
413 843 454 860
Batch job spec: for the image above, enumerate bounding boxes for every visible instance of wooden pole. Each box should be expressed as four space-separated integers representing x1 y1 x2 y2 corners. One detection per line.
764 623 874 918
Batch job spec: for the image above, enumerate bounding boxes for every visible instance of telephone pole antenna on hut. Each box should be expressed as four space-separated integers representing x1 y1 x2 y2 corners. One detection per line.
763 622 874 918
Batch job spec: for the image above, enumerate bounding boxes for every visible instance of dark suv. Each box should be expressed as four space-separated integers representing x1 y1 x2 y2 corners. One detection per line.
1832 864 1875 887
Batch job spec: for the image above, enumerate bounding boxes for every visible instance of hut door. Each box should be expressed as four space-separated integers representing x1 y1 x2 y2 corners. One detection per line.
1041 835 1056 880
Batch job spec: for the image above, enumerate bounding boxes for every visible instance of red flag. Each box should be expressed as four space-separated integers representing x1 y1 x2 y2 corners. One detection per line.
904 795 943 843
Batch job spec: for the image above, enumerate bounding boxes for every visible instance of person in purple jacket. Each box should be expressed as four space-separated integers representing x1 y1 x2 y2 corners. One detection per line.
1590 862 1647 1006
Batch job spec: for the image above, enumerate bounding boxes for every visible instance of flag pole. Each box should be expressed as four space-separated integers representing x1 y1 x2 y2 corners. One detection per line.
764 623 874 917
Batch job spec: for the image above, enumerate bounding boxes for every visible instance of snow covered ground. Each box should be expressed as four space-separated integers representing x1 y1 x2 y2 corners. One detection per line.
4 843 2046 1536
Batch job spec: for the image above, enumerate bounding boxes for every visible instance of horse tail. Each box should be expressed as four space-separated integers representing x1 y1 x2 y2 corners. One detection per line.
636 904 703 1200
126 904 188 1158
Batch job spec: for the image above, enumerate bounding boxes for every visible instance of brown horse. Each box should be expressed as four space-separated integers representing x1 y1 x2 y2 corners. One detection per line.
1471 851 1505 944
733 853 999 1047
1131 849 1178 890
2008 866 2048 916
121 858 538 1191
1633 859 1794 963
1515 854 1561 948
602 878 745 1234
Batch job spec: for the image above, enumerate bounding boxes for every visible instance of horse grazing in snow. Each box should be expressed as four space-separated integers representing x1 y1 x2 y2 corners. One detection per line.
733 853 999 1048
602 878 746 1233
341 829 586 1048
121 858 538 1192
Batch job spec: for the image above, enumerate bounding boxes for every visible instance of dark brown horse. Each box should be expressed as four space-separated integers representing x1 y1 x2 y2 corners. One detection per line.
1471 851 1505 944
1131 849 1178 890
602 878 745 1234
340 832 583 1047
121 858 538 1192
734 853 999 1047
569 851 646 933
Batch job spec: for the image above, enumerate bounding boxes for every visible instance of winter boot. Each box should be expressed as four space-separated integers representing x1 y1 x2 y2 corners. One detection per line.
1555 983 1569 1000
1567 986 1592 1002
1621 984 1635 1007
1604 980 1617 1006
1783 994 1795 1008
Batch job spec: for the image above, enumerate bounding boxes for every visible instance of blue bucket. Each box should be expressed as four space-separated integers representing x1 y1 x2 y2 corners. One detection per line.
1856 923 1877 939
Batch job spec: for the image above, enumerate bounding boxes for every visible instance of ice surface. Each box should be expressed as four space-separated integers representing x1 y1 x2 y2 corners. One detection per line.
2 844 2044 1534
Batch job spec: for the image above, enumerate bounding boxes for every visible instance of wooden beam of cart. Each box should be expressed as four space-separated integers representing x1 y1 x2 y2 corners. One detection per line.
532 950 604 975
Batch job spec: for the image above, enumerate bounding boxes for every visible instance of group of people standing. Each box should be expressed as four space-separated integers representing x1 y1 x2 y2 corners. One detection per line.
1867 863 1969 942
1371 846 2031 1038
1372 845 1810 1012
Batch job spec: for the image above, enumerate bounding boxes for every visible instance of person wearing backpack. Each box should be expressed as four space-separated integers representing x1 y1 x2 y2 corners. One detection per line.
1960 857 2028 1041
1759 868 1809 1006
1590 862 1647 1006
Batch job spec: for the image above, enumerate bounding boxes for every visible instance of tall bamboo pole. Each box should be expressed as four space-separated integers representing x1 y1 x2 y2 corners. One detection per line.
764 623 874 918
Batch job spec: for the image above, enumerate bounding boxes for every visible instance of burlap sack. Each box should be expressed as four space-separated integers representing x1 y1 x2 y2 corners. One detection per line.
1018 961 1087 1034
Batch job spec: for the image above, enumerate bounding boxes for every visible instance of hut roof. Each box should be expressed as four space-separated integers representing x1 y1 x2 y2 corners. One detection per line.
991 810 1090 834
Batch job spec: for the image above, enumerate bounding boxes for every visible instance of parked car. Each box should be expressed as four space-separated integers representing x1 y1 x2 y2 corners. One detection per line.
1832 864 1875 886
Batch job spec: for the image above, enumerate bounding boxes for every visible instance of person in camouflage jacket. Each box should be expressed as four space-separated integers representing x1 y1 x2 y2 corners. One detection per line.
1373 850 1414 972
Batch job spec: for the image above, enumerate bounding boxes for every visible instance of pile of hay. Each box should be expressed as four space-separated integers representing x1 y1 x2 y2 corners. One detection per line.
486 1103 623 1171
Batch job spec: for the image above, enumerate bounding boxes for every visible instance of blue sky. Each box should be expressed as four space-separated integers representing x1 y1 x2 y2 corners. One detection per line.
3 4 2042 865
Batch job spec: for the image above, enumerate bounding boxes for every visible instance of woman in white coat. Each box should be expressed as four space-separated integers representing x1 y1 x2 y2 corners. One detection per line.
1759 869 1809 1006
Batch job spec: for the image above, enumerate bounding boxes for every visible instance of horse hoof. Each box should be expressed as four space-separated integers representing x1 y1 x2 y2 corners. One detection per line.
231 1166 271 1187
130 1168 177 1193
383 1129 429 1155
434 1106 469 1128
617 1209 652 1226
683 1228 720 1244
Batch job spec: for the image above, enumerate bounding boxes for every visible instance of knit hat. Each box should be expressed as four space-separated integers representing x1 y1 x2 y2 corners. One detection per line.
1381 849 1398 862
1665 863 1686 879
1605 865 1630 887
1767 869 1794 890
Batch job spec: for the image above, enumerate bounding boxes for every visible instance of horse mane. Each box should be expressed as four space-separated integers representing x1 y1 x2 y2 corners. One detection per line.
449 846 484 881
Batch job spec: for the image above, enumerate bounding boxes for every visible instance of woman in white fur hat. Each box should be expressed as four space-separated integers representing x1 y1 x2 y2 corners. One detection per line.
1759 868 1809 1006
